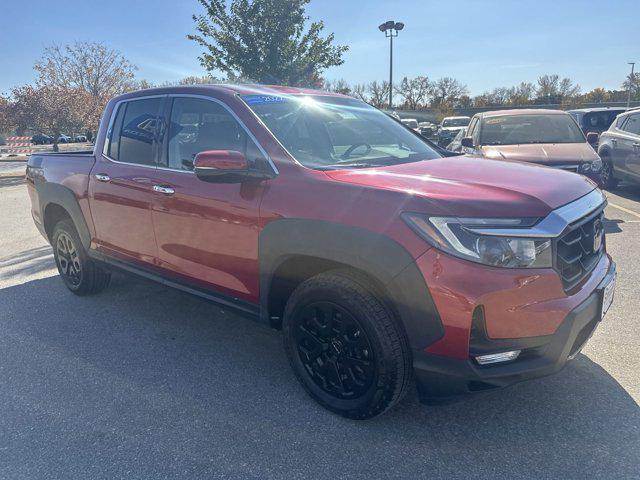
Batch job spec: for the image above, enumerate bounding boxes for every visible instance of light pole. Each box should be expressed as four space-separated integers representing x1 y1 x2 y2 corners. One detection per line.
378 20 404 110
627 62 636 108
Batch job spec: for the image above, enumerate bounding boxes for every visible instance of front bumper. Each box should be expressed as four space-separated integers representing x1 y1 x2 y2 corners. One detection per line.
413 260 616 402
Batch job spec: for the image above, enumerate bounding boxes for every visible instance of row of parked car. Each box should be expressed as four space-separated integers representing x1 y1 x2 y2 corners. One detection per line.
399 106 639 189
31 133 89 145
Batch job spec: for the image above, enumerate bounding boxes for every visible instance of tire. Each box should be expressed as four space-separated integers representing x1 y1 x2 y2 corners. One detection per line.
52 218 111 295
283 269 411 419
599 151 619 190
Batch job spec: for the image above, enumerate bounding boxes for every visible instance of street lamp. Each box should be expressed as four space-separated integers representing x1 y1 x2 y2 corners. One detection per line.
378 20 404 110
627 62 636 109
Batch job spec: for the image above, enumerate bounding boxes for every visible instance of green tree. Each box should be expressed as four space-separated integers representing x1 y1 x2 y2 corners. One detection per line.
188 0 348 87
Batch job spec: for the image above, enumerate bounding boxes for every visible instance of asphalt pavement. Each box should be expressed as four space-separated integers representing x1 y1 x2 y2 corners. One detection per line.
0 175 638 479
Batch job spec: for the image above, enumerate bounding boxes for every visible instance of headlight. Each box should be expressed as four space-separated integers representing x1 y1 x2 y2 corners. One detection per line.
579 159 603 173
402 214 553 268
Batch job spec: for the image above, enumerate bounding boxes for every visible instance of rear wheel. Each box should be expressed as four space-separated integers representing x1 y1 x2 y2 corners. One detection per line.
52 218 111 295
600 152 619 190
283 269 411 419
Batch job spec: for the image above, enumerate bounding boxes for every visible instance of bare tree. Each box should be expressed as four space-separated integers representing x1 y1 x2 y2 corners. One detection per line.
11 85 92 151
323 78 351 95
535 74 580 103
622 72 640 100
507 82 535 105
34 42 139 134
368 81 389 108
351 83 368 102
395 76 431 110
429 77 468 107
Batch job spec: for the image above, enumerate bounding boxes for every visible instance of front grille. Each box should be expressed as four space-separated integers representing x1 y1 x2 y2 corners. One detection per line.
555 207 605 291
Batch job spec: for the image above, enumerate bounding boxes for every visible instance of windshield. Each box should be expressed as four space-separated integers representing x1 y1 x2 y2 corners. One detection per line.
242 94 440 169
402 119 418 128
442 118 470 127
480 114 586 145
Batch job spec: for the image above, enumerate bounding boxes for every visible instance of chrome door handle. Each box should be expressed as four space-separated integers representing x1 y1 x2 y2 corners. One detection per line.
611 138 617 144
94 174 110 182
153 185 175 195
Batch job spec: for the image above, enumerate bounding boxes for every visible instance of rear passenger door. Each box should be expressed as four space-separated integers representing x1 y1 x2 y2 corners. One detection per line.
89 96 166 265
150 95 273 304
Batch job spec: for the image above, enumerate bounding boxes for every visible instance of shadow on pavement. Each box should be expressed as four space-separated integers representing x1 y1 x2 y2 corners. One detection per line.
0 245 54 279
0 274 637 479
0 175 26 188
609 183 640 202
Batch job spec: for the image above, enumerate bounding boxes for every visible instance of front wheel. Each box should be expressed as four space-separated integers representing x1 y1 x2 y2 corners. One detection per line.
52 218 111 295
599 152 619 190
283 270 411 419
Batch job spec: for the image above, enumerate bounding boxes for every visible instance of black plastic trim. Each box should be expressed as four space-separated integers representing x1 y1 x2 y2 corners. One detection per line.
258 219 444 350
89 250 260 317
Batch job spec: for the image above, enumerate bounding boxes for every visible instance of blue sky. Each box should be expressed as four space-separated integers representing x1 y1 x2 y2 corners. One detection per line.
1 0 637 95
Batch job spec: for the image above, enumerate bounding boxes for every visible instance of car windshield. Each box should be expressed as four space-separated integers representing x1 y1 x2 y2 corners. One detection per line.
480 114 586 145
241 94 440 169
442 118 469 127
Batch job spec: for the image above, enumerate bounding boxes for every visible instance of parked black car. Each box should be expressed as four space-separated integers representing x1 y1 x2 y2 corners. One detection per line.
31 133 54 145
568 107 627 137
598 109 640 189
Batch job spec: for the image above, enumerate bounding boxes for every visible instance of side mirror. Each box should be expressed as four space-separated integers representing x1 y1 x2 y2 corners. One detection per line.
194 150 251 182
586 132 599 147
461 137 474 149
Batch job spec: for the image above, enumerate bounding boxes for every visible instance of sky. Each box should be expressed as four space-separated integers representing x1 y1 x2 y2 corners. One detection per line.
0 0 637 96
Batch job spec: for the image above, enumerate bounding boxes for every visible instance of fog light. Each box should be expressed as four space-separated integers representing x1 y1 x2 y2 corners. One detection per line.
475 350 520 365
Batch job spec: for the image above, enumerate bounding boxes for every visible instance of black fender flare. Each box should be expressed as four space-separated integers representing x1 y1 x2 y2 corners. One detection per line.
38 182 92 250
259 219 444 351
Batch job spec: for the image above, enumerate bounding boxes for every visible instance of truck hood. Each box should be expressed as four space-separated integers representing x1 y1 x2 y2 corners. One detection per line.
440 126 466 134
325 156 596 218
480 142 599 166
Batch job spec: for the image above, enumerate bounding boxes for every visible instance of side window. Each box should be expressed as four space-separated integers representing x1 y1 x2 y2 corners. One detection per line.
166 97 266 171
622 114 640 135
117 97 164 166
104 103 126 161
467 117 479 141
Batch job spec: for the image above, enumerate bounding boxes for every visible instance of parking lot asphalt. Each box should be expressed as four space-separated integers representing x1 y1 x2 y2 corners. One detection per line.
0 175 638 479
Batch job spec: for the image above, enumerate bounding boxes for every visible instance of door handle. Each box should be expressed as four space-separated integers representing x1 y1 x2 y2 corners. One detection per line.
611 138 617 145
153 185 175 195
94 174 110 182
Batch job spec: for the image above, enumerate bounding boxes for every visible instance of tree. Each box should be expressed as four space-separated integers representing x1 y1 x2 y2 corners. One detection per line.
622 72 640 100
582 87 610 104
351 83 368 102
0 96 11 134
323 78 351 95
367 81 389 108
395 76 431 110
507 82 535 105
188 0 348 87
535 74 580 104
429 77 468 107
34 42 139 134
11 85 92 151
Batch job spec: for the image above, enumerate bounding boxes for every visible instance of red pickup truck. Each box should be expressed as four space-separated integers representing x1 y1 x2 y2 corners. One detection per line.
26 85 616 419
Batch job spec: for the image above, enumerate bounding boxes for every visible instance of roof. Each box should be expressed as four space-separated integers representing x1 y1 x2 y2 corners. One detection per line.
122 83 349 98
479 108 568 118
566 107 627 113
442 116 470 120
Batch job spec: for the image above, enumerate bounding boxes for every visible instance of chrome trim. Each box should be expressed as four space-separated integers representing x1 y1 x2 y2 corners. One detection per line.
467 189 607 238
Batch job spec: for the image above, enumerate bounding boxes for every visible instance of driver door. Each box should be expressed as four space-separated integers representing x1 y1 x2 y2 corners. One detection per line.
150 95 272 303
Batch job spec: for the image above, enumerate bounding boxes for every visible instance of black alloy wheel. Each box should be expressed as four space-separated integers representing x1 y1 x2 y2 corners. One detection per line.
293 301 376 400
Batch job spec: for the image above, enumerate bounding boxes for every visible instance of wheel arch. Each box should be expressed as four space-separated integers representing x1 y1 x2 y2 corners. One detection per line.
39 183 91 249
259 219 444 351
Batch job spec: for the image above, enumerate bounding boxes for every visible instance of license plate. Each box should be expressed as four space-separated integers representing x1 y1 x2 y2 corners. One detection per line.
601 274 616 319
